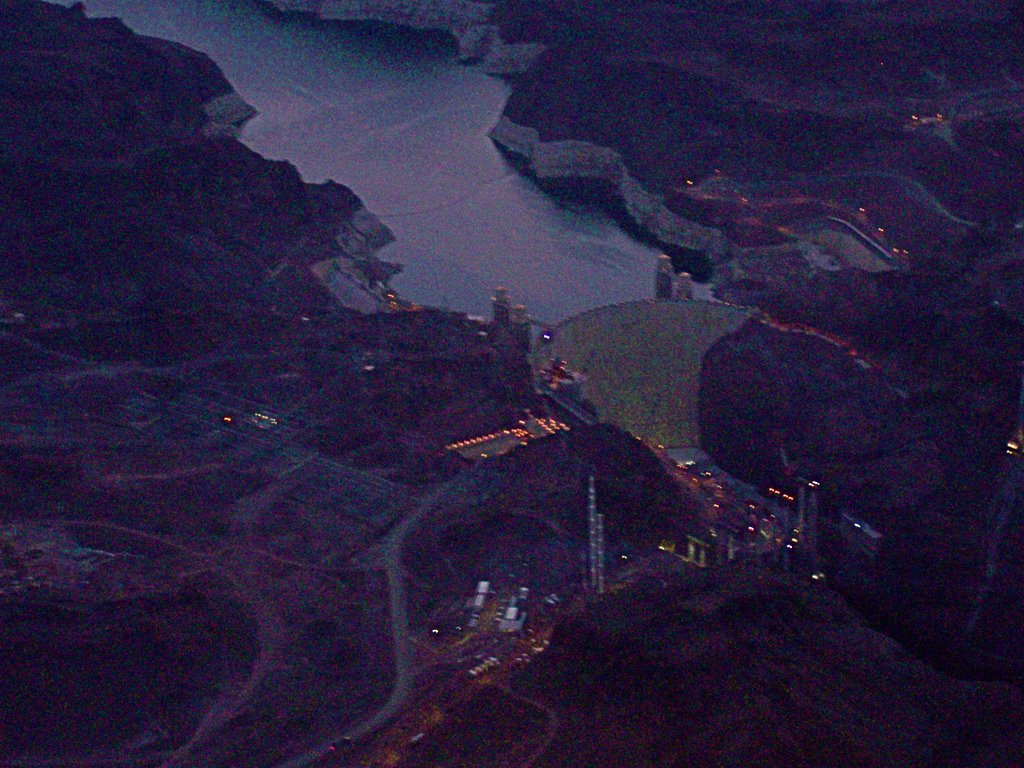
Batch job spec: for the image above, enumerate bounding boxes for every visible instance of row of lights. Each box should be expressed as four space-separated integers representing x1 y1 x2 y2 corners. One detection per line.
524 417 570 435
446 428 529 450
767 487 795 502
448 417 572 451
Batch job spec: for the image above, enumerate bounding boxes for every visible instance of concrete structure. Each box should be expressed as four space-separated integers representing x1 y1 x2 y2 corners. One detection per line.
587 475 605 593
447 428 528 460
655 256 694 302
532 300 751 448
490 286 531 354
499 604 526 632
784 477 822 568
664 446 713 468
510 303 531 353
492 286 511 325
682 534 709 567
674 271 694 301
445 416 569 460
655 254 674 301
536 359 594 424
537 359 587 398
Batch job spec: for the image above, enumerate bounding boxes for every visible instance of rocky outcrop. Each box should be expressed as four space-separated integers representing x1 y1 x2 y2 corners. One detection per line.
310 203 398 310
0 1 238 161
201 92 259 138
333 207 396 261
699 320 938 509
489 115 728 255
698 310 1024 664
262 0 544 73
457 24 545 73
0 0 391 319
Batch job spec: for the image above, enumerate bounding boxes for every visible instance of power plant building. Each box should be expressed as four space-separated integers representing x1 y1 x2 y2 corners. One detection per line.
498 604 526 632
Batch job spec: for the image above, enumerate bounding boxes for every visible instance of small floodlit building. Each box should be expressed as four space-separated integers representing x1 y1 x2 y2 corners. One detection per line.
499 604 526 632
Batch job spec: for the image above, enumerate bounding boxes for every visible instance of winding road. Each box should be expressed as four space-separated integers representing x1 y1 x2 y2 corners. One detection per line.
498 683 561 768
271 471 486 768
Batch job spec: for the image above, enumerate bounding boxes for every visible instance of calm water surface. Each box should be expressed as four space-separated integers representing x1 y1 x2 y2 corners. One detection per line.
56 0 660 321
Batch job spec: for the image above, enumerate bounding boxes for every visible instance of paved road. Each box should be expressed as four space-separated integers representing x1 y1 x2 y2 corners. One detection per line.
270 474 479 768
498 683 561 768
823 216 902 267
812 170 977 227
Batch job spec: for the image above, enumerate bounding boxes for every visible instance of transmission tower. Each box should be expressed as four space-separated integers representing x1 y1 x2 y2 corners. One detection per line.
587 475 605 593
1015 361 1024 447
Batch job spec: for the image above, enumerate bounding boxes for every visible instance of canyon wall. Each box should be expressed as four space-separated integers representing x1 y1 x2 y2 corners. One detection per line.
264 0 544 72
0 0 392 319
489 114 728 256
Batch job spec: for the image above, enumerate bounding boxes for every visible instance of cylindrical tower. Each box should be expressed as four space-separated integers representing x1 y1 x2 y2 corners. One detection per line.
510 303 531 353
492 286 511 325
674 271 693 301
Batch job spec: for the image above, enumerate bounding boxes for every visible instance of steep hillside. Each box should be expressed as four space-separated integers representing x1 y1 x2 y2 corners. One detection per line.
0 0 394 324
394 568 1024 768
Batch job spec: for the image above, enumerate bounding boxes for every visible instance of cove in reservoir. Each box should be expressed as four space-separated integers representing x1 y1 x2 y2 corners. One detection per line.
52 0 661 322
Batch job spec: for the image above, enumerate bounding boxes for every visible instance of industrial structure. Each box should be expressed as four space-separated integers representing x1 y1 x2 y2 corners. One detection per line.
587 475 606 593
535 358 597 425
796 479 820 561
445 415 569 460
1007 361 1024 456
498 598 527 632
777 447 823 570
655 254 674 301
655 254 694 302
491 286 531 354
492 286 511 325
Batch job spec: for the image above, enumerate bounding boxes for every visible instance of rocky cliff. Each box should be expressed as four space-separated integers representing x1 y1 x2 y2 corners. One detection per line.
487 1 1024 231
261 0 545 72
489 114 727 256
0 0 394 322
698 300 1024 664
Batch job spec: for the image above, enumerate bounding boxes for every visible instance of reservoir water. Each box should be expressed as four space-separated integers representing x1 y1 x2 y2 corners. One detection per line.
52 0 660 321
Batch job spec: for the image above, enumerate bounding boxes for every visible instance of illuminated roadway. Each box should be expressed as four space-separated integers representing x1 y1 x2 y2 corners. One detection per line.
823 216 903 267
